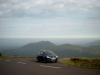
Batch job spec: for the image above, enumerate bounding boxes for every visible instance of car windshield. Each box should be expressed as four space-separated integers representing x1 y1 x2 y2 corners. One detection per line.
40 50 56 56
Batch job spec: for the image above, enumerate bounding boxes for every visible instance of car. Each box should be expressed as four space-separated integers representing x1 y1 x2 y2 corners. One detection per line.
36 50 58 63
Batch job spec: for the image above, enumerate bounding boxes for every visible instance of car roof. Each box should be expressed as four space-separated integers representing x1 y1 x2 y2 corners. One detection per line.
40 50 57 56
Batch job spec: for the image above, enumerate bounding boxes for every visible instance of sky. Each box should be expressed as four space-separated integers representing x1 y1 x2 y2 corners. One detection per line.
0 0 100 39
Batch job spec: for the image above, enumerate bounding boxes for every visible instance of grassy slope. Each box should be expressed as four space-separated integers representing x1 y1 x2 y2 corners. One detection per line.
59 58 100 69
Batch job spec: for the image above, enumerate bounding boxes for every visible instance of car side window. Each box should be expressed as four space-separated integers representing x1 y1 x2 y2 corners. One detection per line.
40 51 46 56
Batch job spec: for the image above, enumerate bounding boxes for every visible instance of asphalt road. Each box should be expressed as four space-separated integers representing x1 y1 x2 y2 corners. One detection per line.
0 60 100 75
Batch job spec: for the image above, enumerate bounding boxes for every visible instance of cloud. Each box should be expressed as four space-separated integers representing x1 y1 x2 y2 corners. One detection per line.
0 0 99 17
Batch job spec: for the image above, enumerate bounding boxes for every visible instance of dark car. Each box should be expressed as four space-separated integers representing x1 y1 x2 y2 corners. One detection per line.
36 50 58 63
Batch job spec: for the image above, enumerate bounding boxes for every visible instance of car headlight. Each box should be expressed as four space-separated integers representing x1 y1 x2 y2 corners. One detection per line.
56 56 58 58
46 56 50 58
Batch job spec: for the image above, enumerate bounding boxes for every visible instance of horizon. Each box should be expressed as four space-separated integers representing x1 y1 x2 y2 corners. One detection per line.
0 38 99 45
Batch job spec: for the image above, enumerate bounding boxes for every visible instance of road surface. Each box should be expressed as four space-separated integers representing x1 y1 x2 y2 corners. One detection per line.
0 60 100 75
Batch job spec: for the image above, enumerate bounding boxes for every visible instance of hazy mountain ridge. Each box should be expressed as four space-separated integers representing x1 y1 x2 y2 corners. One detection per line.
1 41 100 58
83 40 100 47
1 41 56 56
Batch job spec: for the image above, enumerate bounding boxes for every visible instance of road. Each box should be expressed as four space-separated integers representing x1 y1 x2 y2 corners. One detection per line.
0 60 100 75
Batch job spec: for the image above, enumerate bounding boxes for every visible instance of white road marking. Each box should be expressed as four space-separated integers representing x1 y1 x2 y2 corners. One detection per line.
40 65 62 69
17 62 27 64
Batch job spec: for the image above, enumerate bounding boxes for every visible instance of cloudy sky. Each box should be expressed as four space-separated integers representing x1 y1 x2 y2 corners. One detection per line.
0 0 100 39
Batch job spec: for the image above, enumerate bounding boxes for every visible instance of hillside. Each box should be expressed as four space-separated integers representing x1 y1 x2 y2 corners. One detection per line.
1 41 56 56
1 41 100 58
84 40 100 47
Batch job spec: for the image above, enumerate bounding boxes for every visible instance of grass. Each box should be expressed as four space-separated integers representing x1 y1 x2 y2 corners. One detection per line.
59 57 100 69
0 56 34 61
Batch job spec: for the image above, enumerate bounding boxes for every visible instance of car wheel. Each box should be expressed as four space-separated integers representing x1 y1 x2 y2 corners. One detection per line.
37 56 42 62
54 59 58 63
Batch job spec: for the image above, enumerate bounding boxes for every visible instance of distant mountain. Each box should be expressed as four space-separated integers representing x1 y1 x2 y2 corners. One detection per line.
48 44 83 57
1 41 100 58
1 41 56 56
84 40 100 47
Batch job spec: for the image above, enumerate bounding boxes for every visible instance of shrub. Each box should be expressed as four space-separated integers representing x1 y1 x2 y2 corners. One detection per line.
70 57 80 62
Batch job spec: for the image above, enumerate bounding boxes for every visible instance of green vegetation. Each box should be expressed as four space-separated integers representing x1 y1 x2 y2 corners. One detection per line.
60 58 100 69
0 56 33 61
